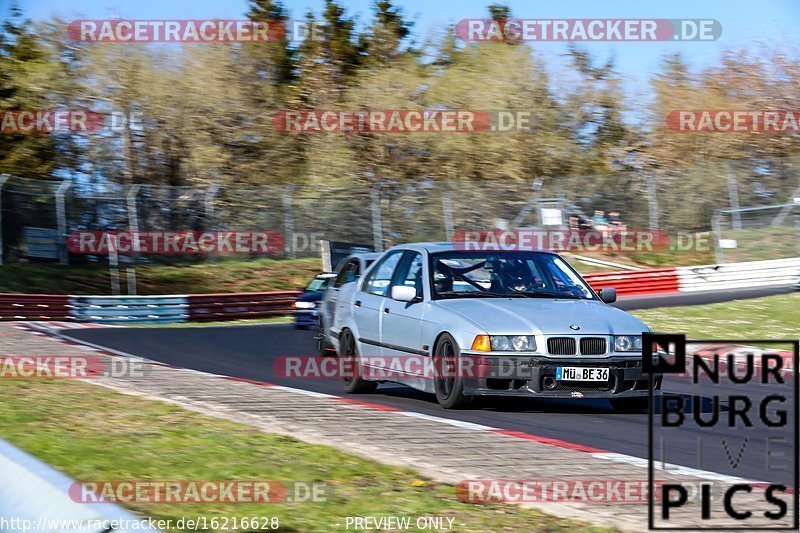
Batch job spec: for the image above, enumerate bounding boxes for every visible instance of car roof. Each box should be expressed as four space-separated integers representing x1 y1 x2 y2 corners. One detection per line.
384 242 559 255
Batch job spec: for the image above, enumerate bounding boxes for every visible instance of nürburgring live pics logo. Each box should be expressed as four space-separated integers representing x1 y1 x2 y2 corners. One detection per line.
644 333 798 530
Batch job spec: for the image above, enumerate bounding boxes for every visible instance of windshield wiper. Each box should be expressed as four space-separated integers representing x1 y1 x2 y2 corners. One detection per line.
436 291 525 299
517 291 582 299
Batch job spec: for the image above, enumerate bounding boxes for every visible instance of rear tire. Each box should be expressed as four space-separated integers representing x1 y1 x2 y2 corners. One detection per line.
433 333 473 409
340 330 377 394
609 396 649 413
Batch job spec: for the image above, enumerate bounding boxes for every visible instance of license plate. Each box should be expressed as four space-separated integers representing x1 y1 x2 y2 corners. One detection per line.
556 367 609 382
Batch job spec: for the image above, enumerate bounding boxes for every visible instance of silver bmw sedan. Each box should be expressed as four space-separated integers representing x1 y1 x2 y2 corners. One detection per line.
327 242 660 411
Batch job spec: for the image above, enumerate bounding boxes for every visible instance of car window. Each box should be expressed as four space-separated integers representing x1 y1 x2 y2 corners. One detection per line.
430 251 595 300
391 252 423 298
333 259 359 288
362 251 404 296
305 277 330 291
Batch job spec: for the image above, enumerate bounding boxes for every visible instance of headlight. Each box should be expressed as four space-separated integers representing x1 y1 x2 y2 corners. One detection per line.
470 335 536 352
614 335 643 352
293 301 316 309
490 335 536 352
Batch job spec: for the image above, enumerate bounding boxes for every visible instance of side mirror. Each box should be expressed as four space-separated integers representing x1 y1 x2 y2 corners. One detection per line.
391 285 418 302
599 288 617 304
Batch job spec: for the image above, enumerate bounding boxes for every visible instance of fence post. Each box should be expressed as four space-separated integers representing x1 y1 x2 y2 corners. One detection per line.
795 207 800 258
204 184 221 263
0 174 8 265
125 184 141 295
441 191 454 241
646 172 660 230
727 163 742 230
371 183 383 252
511 177 544 228
205 184 220 230
771 184 800 226
55 181 71 265
283 184 296 259
711 210 725 264
109 245 121 295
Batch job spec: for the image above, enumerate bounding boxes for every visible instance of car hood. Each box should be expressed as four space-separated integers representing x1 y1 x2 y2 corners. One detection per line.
435 298 649 335
297 291 323 302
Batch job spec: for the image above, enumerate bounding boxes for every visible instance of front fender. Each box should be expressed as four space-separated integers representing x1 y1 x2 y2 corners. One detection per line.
424 304 487 353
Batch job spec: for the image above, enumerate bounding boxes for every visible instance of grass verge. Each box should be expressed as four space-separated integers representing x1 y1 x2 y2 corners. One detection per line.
632 292 800 339
0 379 611 532
0 258 322 295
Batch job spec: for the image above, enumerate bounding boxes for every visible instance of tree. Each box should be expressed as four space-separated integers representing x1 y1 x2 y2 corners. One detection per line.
321 0 361 80
0 4 59 179
360 1 413 67
244 0 295 88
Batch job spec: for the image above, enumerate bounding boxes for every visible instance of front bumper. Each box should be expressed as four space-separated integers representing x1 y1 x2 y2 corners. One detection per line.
459 354 661 398
293 309 317 327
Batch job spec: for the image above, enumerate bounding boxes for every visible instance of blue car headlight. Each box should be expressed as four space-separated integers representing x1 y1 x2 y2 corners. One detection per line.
614 335 643 352
294 301 316 309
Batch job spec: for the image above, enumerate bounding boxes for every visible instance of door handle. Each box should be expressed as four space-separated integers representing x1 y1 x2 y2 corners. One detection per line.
355 300 362 307
383 307 390 314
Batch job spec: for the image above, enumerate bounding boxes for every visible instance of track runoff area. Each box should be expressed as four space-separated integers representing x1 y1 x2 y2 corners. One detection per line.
50 283 798 530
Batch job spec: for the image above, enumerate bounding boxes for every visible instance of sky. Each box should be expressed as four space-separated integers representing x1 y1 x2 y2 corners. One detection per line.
6 0 800 103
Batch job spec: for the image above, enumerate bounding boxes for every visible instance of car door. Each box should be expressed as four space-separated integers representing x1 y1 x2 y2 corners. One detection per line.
353 250 404 358
379 251 429 375
325 258 359 331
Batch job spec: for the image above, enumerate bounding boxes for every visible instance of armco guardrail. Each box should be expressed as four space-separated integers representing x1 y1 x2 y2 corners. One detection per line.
677 257 800 292
69 295 189 324
0 291 300 323
0 437 160 533
585 257 800 297
583 268 681 296
0 294 74 321
188 291 300 321
1 257 797 323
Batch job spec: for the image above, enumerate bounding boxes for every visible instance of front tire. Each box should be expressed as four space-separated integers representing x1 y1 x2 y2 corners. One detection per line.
433 333 473 409
340 330 377 394
609 396 649 413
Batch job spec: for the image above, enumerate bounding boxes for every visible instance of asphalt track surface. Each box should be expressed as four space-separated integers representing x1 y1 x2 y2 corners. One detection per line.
62 287 798 487
615 286 796 311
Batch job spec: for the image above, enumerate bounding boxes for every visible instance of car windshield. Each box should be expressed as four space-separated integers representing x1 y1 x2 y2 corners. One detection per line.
305 277 329 291
430 251 595 300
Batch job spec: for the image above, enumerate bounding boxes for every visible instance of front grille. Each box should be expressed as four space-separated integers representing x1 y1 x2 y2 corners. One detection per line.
580 337 607 355
547 337 576 355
